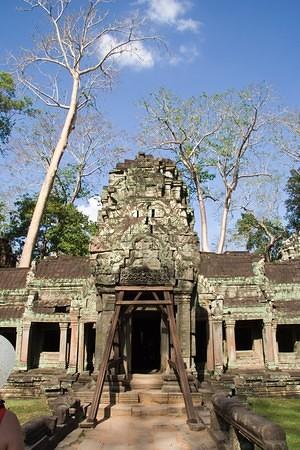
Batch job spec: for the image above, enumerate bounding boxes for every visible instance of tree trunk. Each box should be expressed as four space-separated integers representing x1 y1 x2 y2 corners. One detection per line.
195 177 210 252
217 194 231 254
19 76 80 267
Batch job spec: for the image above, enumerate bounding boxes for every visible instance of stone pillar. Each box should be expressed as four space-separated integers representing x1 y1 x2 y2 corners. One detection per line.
225 319 237 370
19 321 31 370
206 314 214 372
272 321 279 365
68 312 79 373
160 316 169 372
78 320 85 372
263 320 276 369
176 294 191 369
15 323 23 368
212 319 223 374
95 309 114 370
58 322 68 369
95 293 115 370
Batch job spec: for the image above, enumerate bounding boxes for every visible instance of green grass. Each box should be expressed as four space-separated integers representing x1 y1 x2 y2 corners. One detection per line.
248 397 300 450
5 398 51 425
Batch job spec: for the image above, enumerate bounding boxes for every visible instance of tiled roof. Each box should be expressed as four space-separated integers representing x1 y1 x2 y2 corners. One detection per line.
35 256 90 279
199 252 259 278
274 300 300 314
0 306 25 319
224 296 263 307
265 259 300 283
0 268 28 290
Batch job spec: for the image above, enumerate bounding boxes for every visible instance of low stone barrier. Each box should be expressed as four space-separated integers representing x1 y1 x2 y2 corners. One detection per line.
211 392 288 450
22 396 86 449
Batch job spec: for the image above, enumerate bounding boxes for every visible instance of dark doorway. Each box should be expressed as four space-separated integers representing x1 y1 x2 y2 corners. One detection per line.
85 322 96 372
131 311 161 373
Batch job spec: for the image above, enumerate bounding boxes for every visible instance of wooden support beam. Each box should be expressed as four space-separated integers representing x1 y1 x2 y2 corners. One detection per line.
164 291 204 430
116 300 172 305
86 292 123 425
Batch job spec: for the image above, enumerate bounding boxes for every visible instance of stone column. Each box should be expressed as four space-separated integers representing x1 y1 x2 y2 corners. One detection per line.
206 314 214 372
15 323 23 368
95 293 115 370
68 312 79 373
225 319 237 370
58 322 68 369
78 320 85 372
19 321 31 370
176 294 191 369
263 320 276 369
95 309 114 370
272 321 279 365
212 319 223 374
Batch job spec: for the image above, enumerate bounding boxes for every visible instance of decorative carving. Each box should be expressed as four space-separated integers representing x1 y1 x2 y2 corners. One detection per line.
120 266 171 285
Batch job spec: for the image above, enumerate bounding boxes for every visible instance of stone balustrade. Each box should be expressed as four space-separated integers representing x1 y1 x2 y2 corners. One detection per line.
211 392 288 450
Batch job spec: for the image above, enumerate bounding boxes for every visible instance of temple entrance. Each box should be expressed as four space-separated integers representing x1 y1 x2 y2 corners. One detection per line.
131 310 161 373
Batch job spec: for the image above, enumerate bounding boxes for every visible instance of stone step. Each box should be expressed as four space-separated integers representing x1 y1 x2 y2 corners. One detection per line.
74 390 140 404
130 373 163 390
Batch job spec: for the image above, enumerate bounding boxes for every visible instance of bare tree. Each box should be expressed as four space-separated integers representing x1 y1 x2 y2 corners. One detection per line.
140 89 221 252
10 110 123 204
210 85 274 253
277 111 300 164
140 85 278 253
14 0 159 267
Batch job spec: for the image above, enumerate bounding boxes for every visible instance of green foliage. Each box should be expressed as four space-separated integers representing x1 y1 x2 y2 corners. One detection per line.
286 168 300 232
0 72 32 152
5 398 50 425
235 211 287 261
249 397 300 450
53 163 91 203
7 194 97 259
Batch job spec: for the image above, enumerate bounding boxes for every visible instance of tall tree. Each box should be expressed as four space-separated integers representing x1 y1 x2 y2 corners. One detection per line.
140 85 277 252
286 168 300 232
0 72 31 152
15 0 158 267
234 210 287 261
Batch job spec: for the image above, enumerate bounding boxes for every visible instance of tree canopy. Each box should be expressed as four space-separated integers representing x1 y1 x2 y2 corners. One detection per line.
286 168 300 233
4 194 96 259
234 211 287 261
0 72 32 152
140 85 279 253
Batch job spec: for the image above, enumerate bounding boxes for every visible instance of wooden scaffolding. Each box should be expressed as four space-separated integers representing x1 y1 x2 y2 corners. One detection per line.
85 286 203 430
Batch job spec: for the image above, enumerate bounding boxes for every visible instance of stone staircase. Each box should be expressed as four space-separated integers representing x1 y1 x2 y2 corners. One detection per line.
70 372 215 428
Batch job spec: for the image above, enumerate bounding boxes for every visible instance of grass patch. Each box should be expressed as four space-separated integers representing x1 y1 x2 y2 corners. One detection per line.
248 397 300 450
5 398 51 425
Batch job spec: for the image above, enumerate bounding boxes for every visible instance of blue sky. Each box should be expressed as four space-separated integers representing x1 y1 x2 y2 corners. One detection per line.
0 0 299 247
1 0 299 131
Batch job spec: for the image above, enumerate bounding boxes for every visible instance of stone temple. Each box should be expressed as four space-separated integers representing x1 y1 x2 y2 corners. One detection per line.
1 153 300 398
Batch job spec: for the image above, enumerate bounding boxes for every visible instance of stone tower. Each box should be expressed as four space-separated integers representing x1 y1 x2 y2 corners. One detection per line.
90 153 200 375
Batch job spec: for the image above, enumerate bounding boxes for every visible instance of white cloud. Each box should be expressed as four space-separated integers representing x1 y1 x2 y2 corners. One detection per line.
169 43 199 65
145 0 200 32
177 18 200 32
98 34 155 70
77 197 100 222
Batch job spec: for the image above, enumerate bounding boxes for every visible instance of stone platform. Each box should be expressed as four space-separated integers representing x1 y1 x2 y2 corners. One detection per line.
58 414 221 450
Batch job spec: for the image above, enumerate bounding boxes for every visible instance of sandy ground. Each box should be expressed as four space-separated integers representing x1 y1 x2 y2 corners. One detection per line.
57 415 219 450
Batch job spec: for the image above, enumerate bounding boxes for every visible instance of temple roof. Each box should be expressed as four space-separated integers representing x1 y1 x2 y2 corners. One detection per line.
35 255 90 279
0 268 28 289
0 306 25 318
265 259 300 283
199 252 260 278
